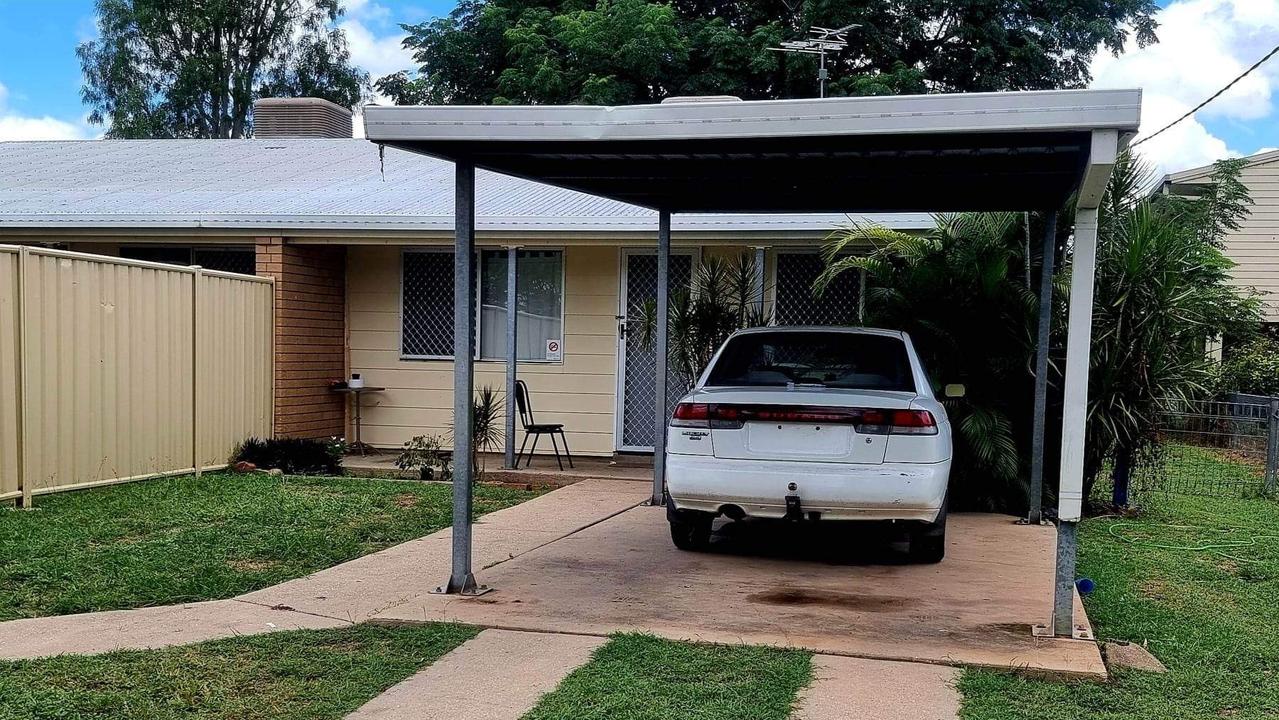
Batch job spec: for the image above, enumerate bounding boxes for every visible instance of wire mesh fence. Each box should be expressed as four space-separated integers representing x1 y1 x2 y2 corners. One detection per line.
1094 397 1279 503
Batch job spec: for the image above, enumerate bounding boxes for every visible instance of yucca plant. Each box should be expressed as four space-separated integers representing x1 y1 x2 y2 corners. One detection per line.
631 252 770 386
1084 154 1260 503
448 384 505 482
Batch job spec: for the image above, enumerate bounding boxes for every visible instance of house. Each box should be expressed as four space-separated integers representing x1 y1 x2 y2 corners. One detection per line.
1166 148 1279 325
0 98 930 457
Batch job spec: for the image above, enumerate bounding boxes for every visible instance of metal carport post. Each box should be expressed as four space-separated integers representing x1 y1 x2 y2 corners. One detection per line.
435 159 489 596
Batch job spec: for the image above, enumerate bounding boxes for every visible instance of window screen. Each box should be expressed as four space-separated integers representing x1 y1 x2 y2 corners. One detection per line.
120 246 255 275
402 251 457 358
193 248 256 274
774 252 861 326
479 250 564 361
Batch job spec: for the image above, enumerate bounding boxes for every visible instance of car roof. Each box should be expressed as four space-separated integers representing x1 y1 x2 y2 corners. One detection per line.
731 326 906 340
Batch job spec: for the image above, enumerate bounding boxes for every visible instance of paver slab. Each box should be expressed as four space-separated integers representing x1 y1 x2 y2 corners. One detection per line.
792 655 960 720
345 629 604 720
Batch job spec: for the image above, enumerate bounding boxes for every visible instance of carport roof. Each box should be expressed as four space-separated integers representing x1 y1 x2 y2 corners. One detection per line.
364 88 1142 213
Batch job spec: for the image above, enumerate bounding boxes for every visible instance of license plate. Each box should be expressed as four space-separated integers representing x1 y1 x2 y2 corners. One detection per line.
745 423 852 458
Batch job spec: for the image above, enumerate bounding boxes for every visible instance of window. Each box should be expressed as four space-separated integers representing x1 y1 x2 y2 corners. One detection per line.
120 246 255 274
479 249 564 361
705 331 914 392
402 250 456 358
401 249 565 361
774 251 861 326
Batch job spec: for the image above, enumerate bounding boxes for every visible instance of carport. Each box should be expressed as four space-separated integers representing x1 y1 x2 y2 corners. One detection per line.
363 88 1142 638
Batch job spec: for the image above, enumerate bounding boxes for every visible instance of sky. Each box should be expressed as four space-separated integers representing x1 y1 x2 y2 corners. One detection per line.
0 0 1276 177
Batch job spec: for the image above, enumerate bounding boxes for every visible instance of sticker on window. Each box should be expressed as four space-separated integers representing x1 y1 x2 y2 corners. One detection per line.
545 339 562 361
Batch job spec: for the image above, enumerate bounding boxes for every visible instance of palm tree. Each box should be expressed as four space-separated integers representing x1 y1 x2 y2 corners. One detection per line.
816 153 1262 511
816 212 1043 510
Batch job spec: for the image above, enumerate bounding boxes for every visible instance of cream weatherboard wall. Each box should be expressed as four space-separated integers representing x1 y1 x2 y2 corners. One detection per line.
346 242 775 456
1172 152 1279 322
347 244 622 456
0 246 274 504
1226 159 1279 321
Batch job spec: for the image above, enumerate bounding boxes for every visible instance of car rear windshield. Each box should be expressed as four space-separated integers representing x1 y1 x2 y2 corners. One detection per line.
705 332 915 392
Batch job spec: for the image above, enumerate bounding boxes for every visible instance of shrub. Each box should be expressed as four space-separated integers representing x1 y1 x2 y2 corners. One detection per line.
1221 337 1279 396
232 437 343 475
396 434 449 480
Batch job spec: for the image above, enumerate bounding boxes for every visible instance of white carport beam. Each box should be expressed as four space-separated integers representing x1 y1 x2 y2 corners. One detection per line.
1053 129 1117 634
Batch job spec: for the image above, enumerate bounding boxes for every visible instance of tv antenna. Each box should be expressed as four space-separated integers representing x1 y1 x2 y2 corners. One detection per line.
770 23 860 98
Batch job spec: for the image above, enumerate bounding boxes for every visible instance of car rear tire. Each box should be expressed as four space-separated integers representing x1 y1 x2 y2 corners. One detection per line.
909 498 947 564
667 505 714 551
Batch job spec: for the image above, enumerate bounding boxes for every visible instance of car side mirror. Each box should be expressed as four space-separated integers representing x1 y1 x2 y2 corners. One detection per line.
943 383 966 399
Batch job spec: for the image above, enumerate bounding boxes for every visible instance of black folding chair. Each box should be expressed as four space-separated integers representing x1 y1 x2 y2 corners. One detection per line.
514 379 574 470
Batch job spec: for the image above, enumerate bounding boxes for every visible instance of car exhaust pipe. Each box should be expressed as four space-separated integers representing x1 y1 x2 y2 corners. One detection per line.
720 504 747 521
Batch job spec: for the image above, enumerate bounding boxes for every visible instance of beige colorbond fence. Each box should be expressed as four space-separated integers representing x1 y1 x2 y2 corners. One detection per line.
0 245 274 505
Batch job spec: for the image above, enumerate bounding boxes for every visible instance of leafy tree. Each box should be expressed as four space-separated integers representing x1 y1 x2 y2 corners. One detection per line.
1220 337 1279 397
377 0 1158 105
78 0 369 138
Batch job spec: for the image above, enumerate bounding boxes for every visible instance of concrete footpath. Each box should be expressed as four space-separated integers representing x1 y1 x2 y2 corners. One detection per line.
792 655 961 720
0 479 647 660
345 629 604 720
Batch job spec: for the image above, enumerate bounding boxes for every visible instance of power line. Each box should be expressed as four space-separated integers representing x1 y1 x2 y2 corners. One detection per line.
1132 43 1279 148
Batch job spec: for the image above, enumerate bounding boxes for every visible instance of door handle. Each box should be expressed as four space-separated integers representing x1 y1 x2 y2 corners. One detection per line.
616 315 627 339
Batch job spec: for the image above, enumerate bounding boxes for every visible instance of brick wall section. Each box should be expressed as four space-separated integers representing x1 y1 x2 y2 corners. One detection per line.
256 238 347 438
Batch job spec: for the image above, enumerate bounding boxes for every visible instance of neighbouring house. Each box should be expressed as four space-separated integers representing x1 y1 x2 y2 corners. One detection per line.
0 98 930 457
1165 149 1279 326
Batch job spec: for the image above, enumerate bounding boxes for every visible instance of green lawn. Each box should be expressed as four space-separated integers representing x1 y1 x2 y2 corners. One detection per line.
961 491 1279 719
0 623 477 720
0 473 541 621
524 634 813 720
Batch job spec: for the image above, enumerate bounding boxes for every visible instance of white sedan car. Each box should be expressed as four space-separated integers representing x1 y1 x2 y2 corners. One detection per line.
664 327 953 562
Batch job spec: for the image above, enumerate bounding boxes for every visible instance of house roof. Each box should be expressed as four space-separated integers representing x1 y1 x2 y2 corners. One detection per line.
1167 147 1279 184
0 138 929 235
365 88 1141 212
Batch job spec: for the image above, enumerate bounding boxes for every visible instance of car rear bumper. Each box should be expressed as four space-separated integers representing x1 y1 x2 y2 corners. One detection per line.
666 454 950 523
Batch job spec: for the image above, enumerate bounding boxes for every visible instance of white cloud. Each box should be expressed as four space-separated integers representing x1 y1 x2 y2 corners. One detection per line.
1089 0 1279 176
0 82 94 142
340 1 415 83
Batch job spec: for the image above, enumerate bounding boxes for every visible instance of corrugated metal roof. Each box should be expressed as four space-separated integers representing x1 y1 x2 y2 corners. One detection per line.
0 138 930 234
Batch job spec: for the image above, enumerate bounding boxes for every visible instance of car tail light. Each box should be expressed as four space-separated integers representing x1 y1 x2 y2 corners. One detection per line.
671 403 936 435
671 402 710 427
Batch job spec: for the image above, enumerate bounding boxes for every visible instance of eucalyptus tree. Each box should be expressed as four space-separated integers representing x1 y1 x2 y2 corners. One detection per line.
79 0 368 138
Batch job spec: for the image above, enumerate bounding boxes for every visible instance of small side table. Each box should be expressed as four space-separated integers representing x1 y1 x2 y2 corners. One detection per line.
331 386 385 455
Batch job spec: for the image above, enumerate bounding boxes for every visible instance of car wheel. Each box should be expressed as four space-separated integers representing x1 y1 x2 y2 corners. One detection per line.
909 498 947 564
667 506 713 551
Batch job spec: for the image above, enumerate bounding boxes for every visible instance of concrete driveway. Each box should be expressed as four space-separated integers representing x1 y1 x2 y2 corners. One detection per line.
0 478 1103 679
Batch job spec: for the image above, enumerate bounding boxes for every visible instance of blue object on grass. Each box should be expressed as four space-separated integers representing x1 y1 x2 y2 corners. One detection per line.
1076 578 1096 595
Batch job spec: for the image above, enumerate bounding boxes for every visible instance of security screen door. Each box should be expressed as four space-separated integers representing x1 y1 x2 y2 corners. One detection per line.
617 249 694 451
